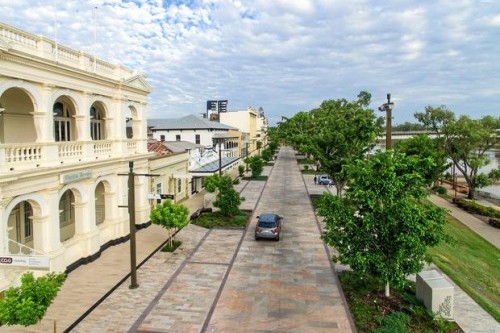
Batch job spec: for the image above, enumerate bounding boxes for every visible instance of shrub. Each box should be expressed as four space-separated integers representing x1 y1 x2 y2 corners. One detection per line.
238 165 245 177
455 198 500 218
373 312 410 333
488 218 500 228
431 185 447 195
261 148 273 162
245 156 264 178
0 272 66 326
213 176 242 217
233 178 240 185
304 165 309 171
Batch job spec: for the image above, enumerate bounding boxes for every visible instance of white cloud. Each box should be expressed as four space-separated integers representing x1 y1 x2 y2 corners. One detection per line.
0 0 498 124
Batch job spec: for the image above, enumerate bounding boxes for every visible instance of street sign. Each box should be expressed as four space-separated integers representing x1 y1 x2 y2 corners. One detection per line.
0 254 50 269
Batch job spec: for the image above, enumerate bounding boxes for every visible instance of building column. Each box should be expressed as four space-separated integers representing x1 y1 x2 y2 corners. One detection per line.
44 188 66 272
74 114 90 141
134 175 150 224
73 181 99 256
31 112 48 143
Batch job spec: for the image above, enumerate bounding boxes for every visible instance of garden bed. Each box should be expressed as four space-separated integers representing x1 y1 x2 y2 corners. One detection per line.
340 271 463 333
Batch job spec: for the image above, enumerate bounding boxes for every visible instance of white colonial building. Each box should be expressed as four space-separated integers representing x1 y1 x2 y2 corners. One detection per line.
0 22 152 290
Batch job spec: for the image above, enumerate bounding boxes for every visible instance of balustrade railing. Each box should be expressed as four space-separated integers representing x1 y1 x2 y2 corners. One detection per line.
0 22 132 80
127 140 137 153
0 139 145 172
94 141 112 157
58 142 84 159
4 144 43 163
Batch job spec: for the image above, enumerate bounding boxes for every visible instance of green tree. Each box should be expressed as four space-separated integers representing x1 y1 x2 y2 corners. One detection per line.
261 147 273 162
238 165 245 177
278 112 315 156
204 174 221 193
395 134 450 185
256 140 263 153
150 200 189 246
245 155 264 178
415 106 500 199
309 91 383 196
318 151 448 297
0 272 66 326
213 175 242 216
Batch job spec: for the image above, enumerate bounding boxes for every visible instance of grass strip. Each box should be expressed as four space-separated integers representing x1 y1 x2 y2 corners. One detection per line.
427 215 500 321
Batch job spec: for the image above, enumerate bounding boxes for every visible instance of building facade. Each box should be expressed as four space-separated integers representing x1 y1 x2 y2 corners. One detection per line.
147 142 190 206
149 115 242 191
0 23 152 290
218 107 260 156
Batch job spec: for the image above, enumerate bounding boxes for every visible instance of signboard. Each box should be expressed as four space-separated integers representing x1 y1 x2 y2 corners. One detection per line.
147 193 161 200
0 255 50 269
60 170 92 184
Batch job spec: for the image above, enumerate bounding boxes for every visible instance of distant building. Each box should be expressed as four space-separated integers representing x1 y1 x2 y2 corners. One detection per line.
147 141 190 205
148 115 241 186
218 107 269 156
0 22 151 290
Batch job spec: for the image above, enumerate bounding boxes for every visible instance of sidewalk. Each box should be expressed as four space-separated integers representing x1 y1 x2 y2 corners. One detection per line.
429 194 500 248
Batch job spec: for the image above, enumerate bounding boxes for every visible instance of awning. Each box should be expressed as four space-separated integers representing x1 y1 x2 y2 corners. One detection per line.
172 173 192 179
190 157 241 176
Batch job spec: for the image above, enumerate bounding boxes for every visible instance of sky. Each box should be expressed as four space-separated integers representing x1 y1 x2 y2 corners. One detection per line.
0 0 499 126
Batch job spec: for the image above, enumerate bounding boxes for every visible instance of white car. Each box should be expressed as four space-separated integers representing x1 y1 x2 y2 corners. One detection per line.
318 174 332 185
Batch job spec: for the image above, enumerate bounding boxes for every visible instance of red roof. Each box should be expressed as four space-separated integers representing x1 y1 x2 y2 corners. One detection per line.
147 141 173 156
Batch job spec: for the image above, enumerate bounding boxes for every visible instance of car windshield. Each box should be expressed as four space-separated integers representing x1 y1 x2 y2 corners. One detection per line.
258 221 276 228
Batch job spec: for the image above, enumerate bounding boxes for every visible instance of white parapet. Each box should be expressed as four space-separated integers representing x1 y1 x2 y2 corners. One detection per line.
416 269 454 320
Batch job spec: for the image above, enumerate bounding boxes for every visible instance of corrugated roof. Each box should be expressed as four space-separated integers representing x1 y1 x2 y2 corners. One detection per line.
148 115 237 131
191 157 241 173
161 141 203 153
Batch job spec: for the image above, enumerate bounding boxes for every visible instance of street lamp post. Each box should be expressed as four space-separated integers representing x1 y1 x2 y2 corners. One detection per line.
378 93 395 150
118 161 159 289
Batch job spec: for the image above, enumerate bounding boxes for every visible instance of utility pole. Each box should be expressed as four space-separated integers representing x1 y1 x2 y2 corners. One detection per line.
378 93 395 150
118 161 159 289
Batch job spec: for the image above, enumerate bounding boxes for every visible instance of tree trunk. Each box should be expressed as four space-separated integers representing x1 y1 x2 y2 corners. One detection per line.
466 177 475 200
385 281 390 297
335 184 343 197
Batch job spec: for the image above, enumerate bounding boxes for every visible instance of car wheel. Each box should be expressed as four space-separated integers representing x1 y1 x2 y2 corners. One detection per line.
255 235 259 241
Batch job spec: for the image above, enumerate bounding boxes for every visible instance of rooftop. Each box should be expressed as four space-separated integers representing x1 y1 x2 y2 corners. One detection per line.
148 115 237 131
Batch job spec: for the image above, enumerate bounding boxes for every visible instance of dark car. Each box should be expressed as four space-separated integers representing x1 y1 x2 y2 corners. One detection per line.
255 213 283 241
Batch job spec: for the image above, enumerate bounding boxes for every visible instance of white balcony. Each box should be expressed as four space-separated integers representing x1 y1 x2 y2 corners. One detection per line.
0 139 145 173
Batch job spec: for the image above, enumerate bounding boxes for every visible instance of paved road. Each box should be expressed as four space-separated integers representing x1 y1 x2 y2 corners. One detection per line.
205 147 354 332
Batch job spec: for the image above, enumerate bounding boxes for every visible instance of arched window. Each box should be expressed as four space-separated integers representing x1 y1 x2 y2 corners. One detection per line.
59 190 75 242
23 201 33 239
54 102 72 141
90 106 104 140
